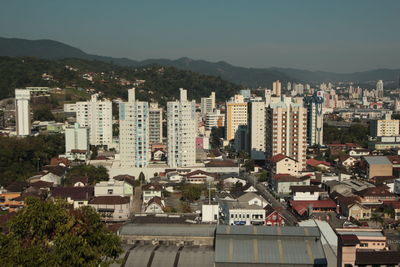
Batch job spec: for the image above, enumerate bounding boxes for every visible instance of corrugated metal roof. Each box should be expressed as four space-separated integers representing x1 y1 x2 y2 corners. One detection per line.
120 223 216 237
216 225 320 237
364 156 391 165
178 246 214 267
215 225 327 265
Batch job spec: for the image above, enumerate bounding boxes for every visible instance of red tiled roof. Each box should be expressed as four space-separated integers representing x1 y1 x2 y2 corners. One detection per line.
185 170 217 178
89 196 130 205
71 149 87 154
51 186 94 201
50 157 71 166
270 154 287 163
30 180 54 188
290 185 324 193
205 160 237 167
355 186 396 198
142 183 163 191
289 200 336 216
306 158 331 167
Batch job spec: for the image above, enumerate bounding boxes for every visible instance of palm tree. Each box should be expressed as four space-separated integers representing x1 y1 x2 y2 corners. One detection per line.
371 213 384 227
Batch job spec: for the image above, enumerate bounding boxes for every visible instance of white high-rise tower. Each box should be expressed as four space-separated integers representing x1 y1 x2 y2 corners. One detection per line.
15 89 31 136
76 94 113 146
167 88 196 167
119 88 150 168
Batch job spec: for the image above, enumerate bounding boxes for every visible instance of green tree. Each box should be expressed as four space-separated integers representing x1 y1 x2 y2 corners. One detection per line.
139 172 145 184
66 164 109 185
33 108 56 121
258 171 268 182
243 159 255 172
210 127 223 149
0 197 122 266
181 184 203 202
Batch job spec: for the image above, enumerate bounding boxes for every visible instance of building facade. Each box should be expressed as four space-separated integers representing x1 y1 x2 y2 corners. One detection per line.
225 94 247 142
119 88 150 168
64 123 89 160
15 88 31 136
149 103 163 144
167 88 197 167
266 96 307 170
304 91 324 146
76 94 112 146
248 100 266 160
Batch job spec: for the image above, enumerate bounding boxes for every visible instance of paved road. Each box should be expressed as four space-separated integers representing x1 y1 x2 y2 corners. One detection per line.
245 172 299 226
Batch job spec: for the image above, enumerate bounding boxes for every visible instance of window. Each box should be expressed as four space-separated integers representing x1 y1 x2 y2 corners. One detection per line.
107 189 113 195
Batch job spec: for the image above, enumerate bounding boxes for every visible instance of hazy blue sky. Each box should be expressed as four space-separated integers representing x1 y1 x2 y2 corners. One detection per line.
1 0 399 72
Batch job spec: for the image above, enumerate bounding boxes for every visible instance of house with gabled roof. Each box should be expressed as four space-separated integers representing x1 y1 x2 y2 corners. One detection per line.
269 154 300 176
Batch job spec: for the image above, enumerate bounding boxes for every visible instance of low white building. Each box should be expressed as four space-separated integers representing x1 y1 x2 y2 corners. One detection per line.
89 196 131 222
142 184 163 203
349 149 370 157
221 201 265 225
271 174 311 195
236 192 268 208
201 202 219 223
144 196 165 213
290 186 324 201
94 179 134 197
64 123 89 161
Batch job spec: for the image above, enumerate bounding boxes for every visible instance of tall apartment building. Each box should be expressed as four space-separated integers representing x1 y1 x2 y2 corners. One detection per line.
370 113 399 137
76 94 113 146
205 109 225 130
225 94 247 142
272 80 281 96
304 91 324 146
376 80 384 98
200 92 216 115
248 101 266 160
65 123 89 160
15 88 31 136
119 88 150 168
266 96 307 170
149 103 163 144
167 88 196 167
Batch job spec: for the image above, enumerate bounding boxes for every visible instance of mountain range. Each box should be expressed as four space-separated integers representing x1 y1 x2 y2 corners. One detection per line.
1 37 399 87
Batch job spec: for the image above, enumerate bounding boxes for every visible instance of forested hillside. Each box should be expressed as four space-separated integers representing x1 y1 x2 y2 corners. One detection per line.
0 56 242 104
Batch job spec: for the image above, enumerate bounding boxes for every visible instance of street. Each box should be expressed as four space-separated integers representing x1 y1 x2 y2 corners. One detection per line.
245 172 299 226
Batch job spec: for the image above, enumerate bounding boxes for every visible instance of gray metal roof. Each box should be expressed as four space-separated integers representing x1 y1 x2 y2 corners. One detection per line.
215 225 327 265
124 245 214 267
216 225 320 237
177 246 214 267
119 223 216 237
364 156 391 165
336 230 384 237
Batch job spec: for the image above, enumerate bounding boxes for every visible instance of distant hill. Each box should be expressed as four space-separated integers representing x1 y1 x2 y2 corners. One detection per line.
0 56 242 103
1 37 399 86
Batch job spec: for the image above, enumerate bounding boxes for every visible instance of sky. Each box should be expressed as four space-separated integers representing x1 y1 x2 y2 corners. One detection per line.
1 0 399 72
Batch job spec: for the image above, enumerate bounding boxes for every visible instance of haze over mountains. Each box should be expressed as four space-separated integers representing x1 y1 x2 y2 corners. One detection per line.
1 37 399 87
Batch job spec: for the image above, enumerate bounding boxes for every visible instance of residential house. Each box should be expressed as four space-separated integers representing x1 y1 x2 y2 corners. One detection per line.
236 192 268 208
28 170 62 186
143 196 165 213
289 200 337 217
306 158 331 171
340 155 358 169
369 176 396 193
271 174 311 195
50 186 94 209
221 173 247 189
184 170 217 184
142 183 163 204
334 194 371 220
0 192 24 212
290 185 325 201
348 149 370 157
264 205 286 226
269 154 299 176
229 184 258 199
89 196 131 222
355 186 397 205
94 179 134 197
